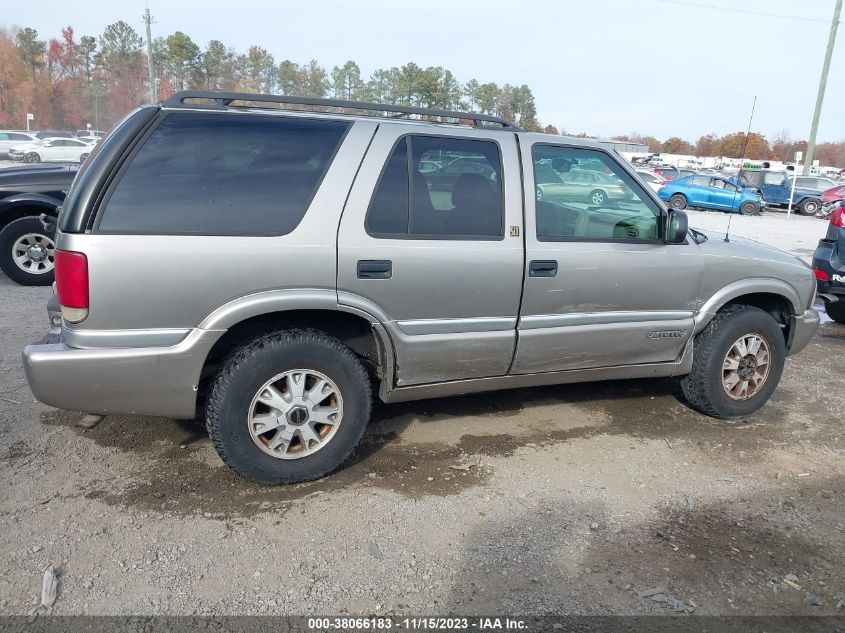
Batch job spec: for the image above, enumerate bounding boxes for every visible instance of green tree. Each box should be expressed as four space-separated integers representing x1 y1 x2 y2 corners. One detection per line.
98 21 143 64
300 59 328 97
163 31 200 91
464 78 479 110
242 46 275 93
331 60 363 100
277 59 301 95
15 27 45 75
476 82 499 114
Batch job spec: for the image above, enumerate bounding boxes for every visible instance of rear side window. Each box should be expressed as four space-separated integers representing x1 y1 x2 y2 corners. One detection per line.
97 113 348 235
366 135 503 239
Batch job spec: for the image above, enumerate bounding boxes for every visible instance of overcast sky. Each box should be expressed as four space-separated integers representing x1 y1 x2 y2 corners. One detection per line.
7 0 844 142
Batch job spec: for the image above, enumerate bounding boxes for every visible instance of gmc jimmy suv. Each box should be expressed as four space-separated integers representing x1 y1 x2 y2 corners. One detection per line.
23 91 820 483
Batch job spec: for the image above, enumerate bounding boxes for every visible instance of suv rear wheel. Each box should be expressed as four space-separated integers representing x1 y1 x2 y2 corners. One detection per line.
824 300 845 324
0 216 56 286
669 193 687 209
798 199 820 216
681 305 785 418
205 329 372 483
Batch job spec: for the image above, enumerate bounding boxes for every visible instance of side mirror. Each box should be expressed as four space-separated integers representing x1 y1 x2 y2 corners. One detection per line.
666 209 688 244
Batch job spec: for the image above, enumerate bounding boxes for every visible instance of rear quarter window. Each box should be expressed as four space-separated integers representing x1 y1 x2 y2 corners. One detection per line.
96 112 349 236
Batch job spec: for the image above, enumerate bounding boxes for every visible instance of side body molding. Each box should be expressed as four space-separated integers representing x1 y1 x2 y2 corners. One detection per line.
693 277 803 334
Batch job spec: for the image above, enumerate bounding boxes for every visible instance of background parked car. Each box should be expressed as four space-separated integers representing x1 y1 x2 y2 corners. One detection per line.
9 137 95 164
650 165 696 181
812 200 845 324
535 163 629 206
0 163 78 285
0 131 40 157
789 175 838 193
33 130 75 139
659 174 764 215
635 170 667 193
737 169 823 216
822 183 845 210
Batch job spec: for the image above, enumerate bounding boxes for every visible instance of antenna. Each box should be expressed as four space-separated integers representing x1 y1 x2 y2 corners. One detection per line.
727 95 757 242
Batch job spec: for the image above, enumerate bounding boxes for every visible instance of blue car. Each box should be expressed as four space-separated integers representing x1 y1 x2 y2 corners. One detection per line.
658 174 766 215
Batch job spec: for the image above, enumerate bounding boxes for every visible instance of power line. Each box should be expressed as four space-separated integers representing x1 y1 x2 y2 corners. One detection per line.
656 0 840 24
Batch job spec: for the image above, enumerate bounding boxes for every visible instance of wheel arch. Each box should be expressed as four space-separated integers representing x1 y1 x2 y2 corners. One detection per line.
0 195 62 229
197 293 395 411
694 280 802 344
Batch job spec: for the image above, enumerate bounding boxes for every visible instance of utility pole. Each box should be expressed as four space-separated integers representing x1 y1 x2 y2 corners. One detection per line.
142 4 157 103
803 0 842 175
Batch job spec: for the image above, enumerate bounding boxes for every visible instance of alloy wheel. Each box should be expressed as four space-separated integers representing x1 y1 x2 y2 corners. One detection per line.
247 369 343 460
722 333 771 401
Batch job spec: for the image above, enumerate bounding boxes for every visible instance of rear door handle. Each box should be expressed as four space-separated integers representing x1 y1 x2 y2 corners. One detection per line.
357 259 392 279
529 260 558 277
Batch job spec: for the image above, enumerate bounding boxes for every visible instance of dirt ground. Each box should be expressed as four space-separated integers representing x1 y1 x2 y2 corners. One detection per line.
0 209 843 618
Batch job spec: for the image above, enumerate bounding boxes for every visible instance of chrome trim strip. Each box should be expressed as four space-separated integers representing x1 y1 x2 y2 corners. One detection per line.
62 327 192 349
519 311 694 330
396 316 517 335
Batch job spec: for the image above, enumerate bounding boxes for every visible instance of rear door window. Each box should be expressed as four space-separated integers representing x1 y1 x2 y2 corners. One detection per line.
366 135 503 239
97 112 349 235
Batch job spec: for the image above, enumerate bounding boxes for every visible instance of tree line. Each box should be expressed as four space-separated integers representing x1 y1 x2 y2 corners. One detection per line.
1 23 843 167
0 23 540 132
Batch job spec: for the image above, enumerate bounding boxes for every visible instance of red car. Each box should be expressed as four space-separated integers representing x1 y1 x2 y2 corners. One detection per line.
822 183 845 207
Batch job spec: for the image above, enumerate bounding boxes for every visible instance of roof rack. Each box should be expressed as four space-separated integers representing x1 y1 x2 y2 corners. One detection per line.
161 90 521 131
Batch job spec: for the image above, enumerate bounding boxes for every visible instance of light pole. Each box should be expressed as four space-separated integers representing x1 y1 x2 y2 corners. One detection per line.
803 0 842 175
142 5 157 103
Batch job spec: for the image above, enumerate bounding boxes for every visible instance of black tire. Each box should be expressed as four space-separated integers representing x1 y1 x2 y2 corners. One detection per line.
205 329 372 483
25 152 40 164
798 198 820 216
0 216 56 286
824 300 845 324
739 201 760 216
669 193 687 210
680 305 785 418
589 189 606 206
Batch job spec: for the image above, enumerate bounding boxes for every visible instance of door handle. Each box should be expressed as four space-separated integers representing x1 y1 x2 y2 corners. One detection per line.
529 260 557 277
357 259 392 279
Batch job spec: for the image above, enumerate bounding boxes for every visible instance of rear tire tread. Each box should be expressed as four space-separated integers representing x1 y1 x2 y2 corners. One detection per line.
205 328 372 484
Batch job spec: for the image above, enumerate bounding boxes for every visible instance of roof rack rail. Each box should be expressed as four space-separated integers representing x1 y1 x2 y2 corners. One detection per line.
161 90 521 131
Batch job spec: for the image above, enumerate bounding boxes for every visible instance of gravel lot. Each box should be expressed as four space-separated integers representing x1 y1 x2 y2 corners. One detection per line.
0 195 842 617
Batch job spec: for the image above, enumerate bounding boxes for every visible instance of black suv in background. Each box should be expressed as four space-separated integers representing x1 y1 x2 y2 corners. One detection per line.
0 164 77 285
813 200 845 323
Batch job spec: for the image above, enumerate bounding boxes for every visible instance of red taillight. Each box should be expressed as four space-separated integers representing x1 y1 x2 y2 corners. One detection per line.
814 268 830 281
830 205 844 228
55 250 88 322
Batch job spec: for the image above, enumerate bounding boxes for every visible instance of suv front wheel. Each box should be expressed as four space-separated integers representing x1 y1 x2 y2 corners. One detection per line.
681 305 785 418
205 329 372 483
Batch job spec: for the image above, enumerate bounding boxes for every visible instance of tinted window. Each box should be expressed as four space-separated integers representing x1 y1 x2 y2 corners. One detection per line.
10 133 32 141
366 135 503 238
98 113 348 235
533 145 660 241
0 133 8 141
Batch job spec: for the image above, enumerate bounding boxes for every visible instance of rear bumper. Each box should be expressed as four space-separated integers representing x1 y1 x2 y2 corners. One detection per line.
812 238 845 299
23 328 222 418
787 308 820 356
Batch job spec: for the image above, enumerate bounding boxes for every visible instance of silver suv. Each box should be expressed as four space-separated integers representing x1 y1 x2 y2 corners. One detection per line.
23 91 820 483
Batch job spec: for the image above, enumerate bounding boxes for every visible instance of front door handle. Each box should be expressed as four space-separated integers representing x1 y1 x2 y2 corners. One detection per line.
529 260 557 277
357 259 392 279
